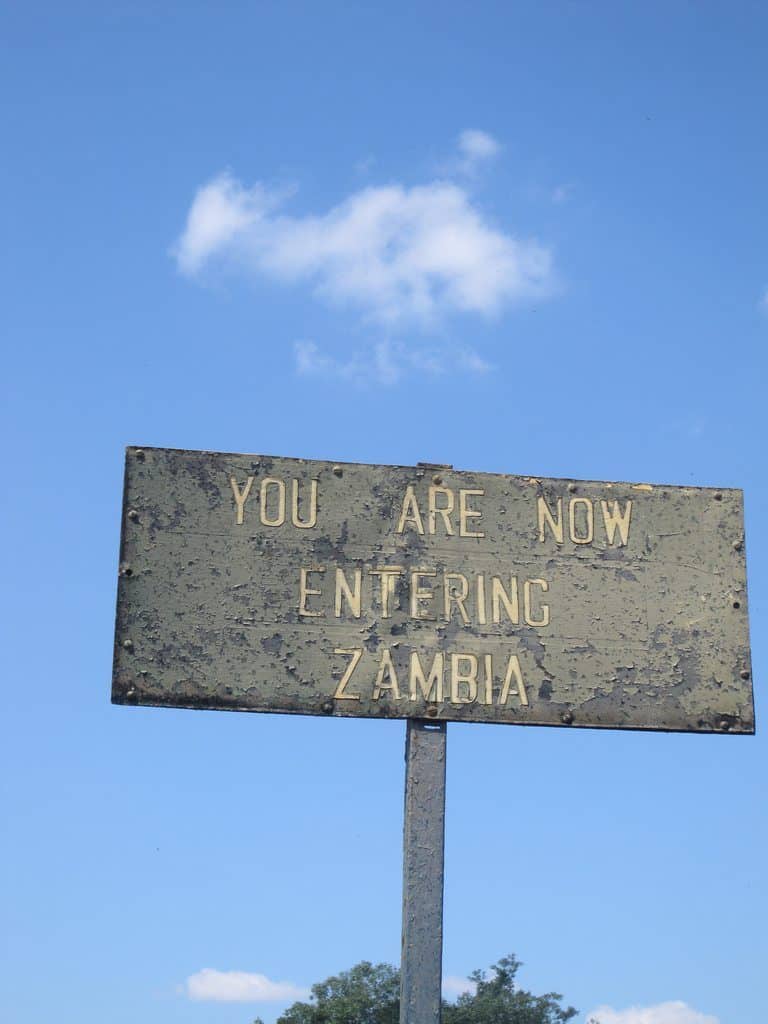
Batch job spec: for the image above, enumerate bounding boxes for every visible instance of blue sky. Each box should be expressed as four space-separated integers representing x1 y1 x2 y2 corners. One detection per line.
2 3 767 1024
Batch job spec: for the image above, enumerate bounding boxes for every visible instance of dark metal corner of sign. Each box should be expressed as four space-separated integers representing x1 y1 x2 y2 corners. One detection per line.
111 682 136 706
737 711 757 736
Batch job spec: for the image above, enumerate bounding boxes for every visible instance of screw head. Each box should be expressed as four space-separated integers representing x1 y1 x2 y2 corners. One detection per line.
321 700 334 714
719 718 731 731
426 705 438 717
332 465 343 477
733 540 743 551
134 449 145 461
567 482 577 493
714 492 722 501
127 509 139 521
561 710 574 725
122 638 134 651
740 669 750 680
119 563 133 577
432 474 442 485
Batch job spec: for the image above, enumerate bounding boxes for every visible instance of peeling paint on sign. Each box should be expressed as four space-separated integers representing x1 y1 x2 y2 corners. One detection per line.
112 447 755 734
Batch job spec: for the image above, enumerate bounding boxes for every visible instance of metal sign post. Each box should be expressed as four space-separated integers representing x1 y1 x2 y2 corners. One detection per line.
400 719 447 1024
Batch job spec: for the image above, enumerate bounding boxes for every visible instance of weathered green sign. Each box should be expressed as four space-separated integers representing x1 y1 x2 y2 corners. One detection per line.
112 446 754 733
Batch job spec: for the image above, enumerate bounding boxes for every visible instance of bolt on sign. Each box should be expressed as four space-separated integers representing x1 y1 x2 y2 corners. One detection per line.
112 446 754 734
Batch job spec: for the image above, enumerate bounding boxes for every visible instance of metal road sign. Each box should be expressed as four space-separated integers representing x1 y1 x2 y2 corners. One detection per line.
112 446 754 734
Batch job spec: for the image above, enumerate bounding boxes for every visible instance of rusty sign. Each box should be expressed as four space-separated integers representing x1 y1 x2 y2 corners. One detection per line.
112 446 754 733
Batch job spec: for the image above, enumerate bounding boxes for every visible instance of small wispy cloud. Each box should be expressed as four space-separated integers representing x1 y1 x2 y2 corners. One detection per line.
295 339 399 385
442 975 478 999
587 1000 719 1024
457 129 501 171
294 339 491 385
185 968 308 1003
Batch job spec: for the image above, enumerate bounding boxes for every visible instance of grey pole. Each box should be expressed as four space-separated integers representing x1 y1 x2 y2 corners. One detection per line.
400 718 447 1024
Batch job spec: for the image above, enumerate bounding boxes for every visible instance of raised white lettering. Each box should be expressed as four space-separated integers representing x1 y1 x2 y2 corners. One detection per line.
450 653 478 703
395 486 425 535
230 475 255 525
334 568 362 618
372 648 401 700
537 495 564 543
459 489 484 537
569 497 594 544
409 651 444 702
291 479 318 529
333 648 363 699
523 578 550 627
298 567 324 616
600 499 632 546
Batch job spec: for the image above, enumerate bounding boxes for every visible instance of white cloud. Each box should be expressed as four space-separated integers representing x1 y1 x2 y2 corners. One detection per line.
442 975 478 999
294 339 399 384
587 1000 719 1024
185 968 308 1003
175 170 552 326
458 129 501 164
294 339 491 385
175 176 280 275
457 348 492 373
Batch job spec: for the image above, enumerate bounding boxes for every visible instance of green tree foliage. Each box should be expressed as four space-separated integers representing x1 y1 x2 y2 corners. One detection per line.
443 955 577 1024
277 961 399 1024
275 954 576 1024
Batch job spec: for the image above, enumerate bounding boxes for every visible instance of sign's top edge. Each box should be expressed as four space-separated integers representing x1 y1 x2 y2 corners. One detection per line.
123 445 744 496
